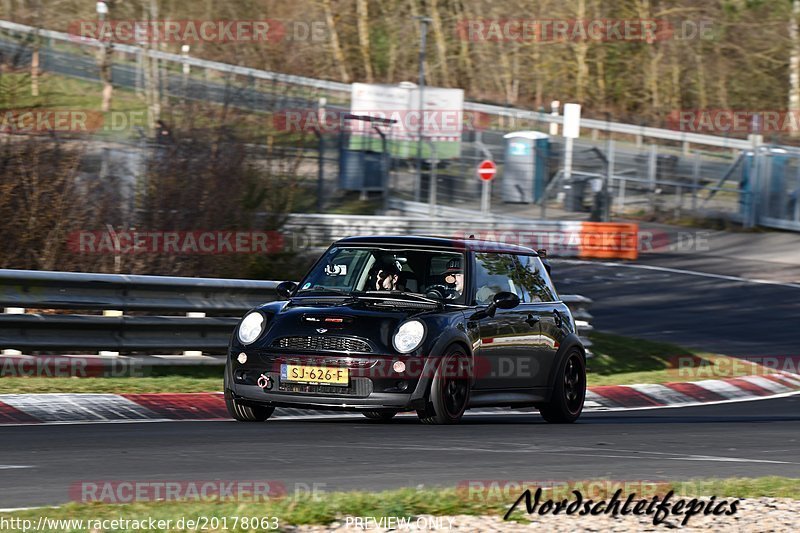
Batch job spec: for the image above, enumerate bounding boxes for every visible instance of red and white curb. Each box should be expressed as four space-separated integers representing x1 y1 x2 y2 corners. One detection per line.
0 373 798 424
586 372 800 411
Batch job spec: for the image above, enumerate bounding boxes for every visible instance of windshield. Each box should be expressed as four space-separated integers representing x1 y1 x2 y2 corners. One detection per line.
297 247 467 304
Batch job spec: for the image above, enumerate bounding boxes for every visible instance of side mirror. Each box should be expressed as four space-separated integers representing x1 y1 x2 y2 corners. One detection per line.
469 291 520 320
276 281 298 300
493 291 520 310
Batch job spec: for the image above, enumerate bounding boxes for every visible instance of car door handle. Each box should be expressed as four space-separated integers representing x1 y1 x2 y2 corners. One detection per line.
525 314 541 327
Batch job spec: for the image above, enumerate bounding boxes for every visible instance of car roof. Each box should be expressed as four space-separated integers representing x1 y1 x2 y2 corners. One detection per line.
333 235 538 254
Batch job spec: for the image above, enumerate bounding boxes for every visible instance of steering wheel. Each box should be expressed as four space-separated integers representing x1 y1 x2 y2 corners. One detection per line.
425 284 458 300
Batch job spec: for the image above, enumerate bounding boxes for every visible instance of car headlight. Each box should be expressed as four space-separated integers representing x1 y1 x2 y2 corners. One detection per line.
238 311 265 345
393 320 425 353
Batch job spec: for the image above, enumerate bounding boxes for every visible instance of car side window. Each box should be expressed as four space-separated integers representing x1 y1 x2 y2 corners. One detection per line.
515 254 557 303
473 253 523 304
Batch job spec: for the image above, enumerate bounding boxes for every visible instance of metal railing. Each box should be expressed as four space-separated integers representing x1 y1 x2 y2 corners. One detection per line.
0 19 755 150
0 269 592 354
0 270 279 351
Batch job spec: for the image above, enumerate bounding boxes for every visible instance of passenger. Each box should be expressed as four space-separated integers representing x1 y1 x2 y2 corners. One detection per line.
370 261 402 291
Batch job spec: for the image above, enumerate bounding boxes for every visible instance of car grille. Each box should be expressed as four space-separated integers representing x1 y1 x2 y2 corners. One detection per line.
272 336 372 353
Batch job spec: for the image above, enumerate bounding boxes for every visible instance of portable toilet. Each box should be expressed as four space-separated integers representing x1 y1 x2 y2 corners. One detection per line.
502 131 550 203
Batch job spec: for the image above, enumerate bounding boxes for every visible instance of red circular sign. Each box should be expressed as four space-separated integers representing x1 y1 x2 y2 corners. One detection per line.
477 160 497 181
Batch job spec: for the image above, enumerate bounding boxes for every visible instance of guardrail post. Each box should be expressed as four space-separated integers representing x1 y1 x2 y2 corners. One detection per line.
100 310 123 356
2 308 25 356
428 141 438 217
184 312 206 356
605 139 615 221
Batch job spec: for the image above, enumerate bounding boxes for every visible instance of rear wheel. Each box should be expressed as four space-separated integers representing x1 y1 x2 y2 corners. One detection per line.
539 350 585 423
417 346 470 425
224 362 274 422
362 410 399 422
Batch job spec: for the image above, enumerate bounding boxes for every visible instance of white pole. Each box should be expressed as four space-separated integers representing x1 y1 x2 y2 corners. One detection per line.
481 179 490 215
549 100 560 136
562 103 581 198
563 136 574 183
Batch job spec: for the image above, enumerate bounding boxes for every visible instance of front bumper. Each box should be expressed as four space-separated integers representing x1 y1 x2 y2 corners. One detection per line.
228 350 431 411
232 384 413 410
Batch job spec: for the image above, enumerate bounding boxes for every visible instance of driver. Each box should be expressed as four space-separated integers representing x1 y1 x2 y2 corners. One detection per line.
443 258 464 296
426 257 463 300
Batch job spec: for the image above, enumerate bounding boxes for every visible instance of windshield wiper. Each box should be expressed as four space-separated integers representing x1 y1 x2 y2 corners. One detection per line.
361 291 443 307
295 288 352 297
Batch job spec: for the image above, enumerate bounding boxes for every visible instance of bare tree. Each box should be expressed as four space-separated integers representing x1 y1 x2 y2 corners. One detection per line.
320 0 351 82
98 0 115 112
355 0 373 82
790 0 800 136
29 0 40 96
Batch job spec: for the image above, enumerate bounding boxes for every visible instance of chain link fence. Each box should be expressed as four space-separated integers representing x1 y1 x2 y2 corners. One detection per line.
2 19 798 231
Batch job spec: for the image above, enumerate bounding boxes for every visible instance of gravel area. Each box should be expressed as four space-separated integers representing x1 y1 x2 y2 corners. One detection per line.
290 498 799 532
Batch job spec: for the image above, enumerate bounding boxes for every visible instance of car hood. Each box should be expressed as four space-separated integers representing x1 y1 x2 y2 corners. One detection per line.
253 298 435 355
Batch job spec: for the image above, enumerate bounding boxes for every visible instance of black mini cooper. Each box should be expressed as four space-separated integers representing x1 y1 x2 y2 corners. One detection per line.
225 236 586 424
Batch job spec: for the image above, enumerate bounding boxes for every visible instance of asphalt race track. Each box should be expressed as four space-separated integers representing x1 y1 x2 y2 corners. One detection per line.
0 396 799 508
0 259 797 510
553 259 800 357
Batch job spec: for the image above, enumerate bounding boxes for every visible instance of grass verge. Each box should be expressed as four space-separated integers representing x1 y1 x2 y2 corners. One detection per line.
0 366 222 394
587 331 771 387
2 478 799 532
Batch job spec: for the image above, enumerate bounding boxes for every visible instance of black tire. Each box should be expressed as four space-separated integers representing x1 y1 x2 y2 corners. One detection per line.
416 346 471 425
539 349 586 423
224 363 274 422
362 410 399 421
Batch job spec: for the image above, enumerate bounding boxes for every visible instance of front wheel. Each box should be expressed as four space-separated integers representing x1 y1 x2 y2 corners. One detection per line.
539 349 586 424
417 346 471 425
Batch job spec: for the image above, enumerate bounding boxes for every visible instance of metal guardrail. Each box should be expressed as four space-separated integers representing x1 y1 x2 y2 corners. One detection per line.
0 269 279 312
0 19 754 150
0 314 239 351
0 270 280 351
0 269 593 354
0 19 352 94
285 209 586 258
